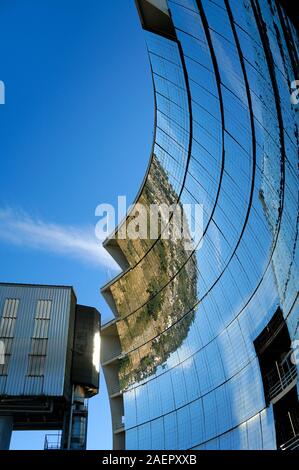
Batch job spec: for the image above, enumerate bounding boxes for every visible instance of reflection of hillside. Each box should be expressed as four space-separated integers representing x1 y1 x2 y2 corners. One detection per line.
112 155 198 391
116 154 178 266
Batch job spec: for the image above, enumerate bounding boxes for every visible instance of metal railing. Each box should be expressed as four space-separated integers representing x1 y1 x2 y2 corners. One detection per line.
280 434 299 450
266 353 297 401
277 408 299 450
101 347 122 365
110 381 121 396
44 433 62 450
113 416 125 433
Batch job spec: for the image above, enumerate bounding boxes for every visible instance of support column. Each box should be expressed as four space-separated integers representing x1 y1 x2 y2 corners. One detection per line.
0 415 13 450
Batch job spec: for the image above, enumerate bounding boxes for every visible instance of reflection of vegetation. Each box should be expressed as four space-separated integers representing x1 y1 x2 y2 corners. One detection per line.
119 310 197 391
146 280 163 321
110 155 198 391
114 155 179 265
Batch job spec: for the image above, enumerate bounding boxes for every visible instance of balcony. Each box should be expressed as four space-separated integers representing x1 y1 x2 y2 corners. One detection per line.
278 408 299 450
109 381 122 397
102 349 122 366
280 434 299 450
113 416 125 434
265 352 297 403
100 320 122 366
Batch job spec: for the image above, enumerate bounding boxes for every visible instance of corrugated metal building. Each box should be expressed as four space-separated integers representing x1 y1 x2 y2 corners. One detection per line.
0 282 100 450
0 283 76 397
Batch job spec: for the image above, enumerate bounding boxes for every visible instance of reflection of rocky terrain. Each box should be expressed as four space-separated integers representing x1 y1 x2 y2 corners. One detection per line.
115 154 178 266
109 155 198 391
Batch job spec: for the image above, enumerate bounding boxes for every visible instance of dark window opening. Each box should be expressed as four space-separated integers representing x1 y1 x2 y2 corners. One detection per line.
274 387 299 450
254 307 296 404
254 307 298 450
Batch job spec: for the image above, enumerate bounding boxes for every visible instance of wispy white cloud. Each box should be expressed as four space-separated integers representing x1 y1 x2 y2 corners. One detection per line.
0 207 119 271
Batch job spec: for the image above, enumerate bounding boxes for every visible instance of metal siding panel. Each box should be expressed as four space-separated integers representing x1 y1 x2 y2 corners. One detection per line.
0 318 6 337
7 299 12 318
12 299 19 318
0 377 7 394
32 319 37 338
2 299 8 317
33 319 50 339
46 300 51 319
6 299 12 318
2 298 19 319
36 299 52 319
0 284 71 396
6 285 35 395
43 287 71 396
43 287 69 395
31 339 47 356
3 338 12 355
23 376 43 395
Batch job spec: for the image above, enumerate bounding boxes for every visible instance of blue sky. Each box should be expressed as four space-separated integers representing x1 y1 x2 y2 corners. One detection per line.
0 0 153 449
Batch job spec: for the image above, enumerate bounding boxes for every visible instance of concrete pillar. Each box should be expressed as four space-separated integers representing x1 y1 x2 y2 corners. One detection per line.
0 415 13 450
